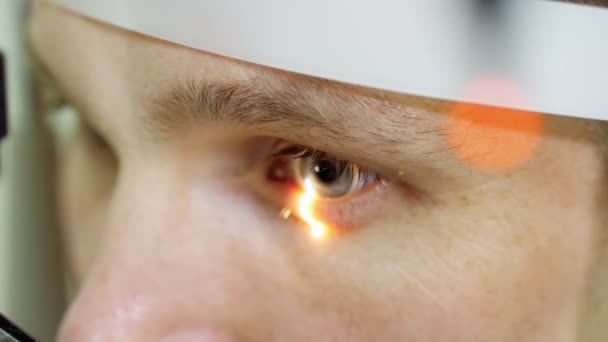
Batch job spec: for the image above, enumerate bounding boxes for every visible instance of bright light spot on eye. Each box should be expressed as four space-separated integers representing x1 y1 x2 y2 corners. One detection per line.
297 178 328 240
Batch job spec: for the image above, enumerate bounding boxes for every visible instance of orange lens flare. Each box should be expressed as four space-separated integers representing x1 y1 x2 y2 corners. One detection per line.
296 179 329 239
447 75 544 173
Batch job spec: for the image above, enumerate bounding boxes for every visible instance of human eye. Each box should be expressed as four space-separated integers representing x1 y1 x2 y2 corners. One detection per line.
265 141 394 238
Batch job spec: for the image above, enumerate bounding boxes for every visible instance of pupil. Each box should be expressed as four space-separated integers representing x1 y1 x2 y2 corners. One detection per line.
313 160 339 184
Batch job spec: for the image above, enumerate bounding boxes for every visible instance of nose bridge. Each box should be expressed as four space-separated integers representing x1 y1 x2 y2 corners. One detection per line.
104 160 248 252
58 169 263 341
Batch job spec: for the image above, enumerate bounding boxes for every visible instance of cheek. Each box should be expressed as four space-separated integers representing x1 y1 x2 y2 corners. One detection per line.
58 170 591 340
288 178 593 341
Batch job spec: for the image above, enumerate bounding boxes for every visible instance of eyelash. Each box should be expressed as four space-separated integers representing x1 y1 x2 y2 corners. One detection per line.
272 144 380 187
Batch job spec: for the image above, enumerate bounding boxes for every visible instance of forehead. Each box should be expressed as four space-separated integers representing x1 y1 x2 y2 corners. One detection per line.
30 1 449 107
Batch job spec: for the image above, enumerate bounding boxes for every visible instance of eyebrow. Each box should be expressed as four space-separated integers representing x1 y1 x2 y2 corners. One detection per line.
145 70 436 146
26 28 445 165
148 75 331 136
25 29 421 146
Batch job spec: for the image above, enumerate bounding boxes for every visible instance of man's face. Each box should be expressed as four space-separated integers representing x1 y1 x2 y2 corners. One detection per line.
29 2 607 341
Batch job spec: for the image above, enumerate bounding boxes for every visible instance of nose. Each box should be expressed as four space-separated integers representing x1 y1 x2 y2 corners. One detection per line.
57 173 263 341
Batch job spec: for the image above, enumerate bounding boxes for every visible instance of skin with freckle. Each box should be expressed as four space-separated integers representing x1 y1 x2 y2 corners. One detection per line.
29 1 608 341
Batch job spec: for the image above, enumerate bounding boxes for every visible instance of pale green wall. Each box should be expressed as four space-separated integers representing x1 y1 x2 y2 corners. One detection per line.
0 1 66 340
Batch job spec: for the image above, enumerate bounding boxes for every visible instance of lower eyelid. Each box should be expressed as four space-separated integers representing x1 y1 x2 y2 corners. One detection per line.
308 180 391 229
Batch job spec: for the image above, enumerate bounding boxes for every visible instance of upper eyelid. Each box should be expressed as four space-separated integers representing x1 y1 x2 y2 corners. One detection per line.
272 143 380 183
272 144 313 158
273 145 421 195
274 144 354 168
